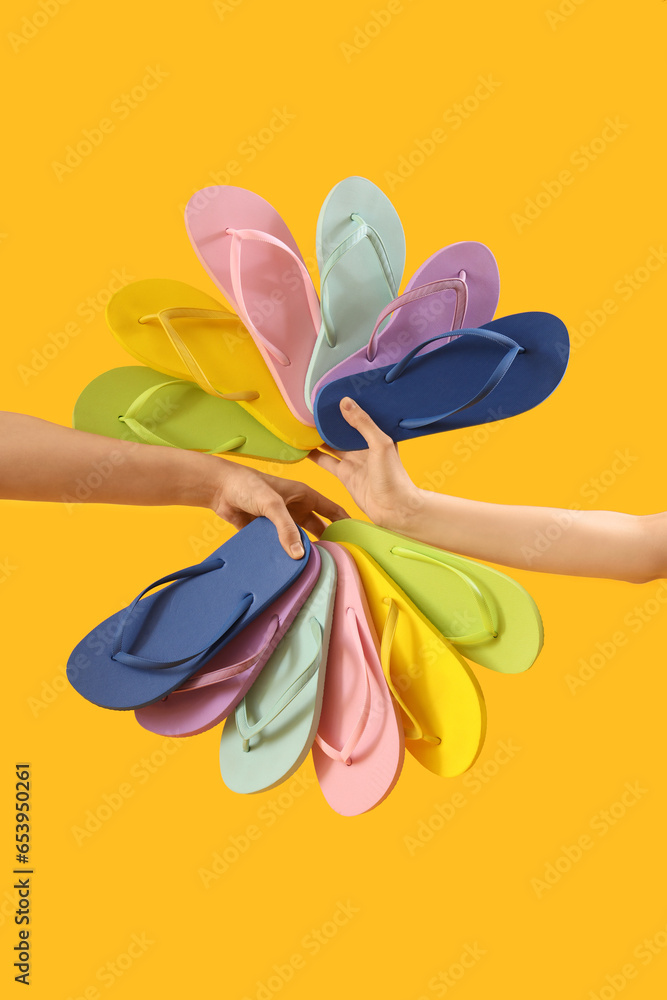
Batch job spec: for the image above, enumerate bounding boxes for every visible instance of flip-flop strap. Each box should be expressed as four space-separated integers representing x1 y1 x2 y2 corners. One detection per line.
118 379 246 455
389 546 498 644
314 607 372 766
383 327 524 430
138 307 259 402
173 615 281 692
235 618 324 752
380 599 440 746
319 214 398 349
111 558 254 669
226 227 321 367
366 273 469 362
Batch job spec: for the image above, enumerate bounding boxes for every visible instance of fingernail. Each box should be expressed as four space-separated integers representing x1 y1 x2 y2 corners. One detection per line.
341 397 356 411
291 541 305 558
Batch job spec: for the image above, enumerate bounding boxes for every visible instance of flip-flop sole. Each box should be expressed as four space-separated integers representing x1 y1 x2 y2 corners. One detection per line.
219 547 337 794
185 186 319 426
304 177 406 409
73 366 308 463
323 520 543 674
314 312 569 449
313 541 404 816
134 547 322 736
341 544 486 778
67 519 311 711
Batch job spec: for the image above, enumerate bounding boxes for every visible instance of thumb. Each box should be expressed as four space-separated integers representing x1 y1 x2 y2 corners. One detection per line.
339 397 394 451
257 490 306 560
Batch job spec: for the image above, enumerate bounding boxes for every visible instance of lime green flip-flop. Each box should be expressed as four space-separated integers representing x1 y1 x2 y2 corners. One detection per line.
72 366 308 463
219 546 337 793
322 520 543 674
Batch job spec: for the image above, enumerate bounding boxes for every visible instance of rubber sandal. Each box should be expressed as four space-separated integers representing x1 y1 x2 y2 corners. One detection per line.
106 278 321 452
67 518 311 711
312 541 404 816
339 543 486 778
73 366 308 464
185 186 320 426
322 520 543 674
134 547 322 737
303 177 406 411
218 546 337 794
314 312 570 449
309 241 499 406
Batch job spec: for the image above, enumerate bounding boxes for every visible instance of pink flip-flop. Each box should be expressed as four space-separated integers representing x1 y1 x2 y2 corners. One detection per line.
312 541 404 816
134 547 321 737
310 241 500 404
185 186 321 426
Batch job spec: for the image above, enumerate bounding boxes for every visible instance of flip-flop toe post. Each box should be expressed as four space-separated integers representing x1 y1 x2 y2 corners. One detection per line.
367 240 500 366
314 311 569 449
185 186 321 426
219 546 337 794
312 541 404 816
322 519 543 674
67 519 311 711
304 177 406 410
134 547 322 737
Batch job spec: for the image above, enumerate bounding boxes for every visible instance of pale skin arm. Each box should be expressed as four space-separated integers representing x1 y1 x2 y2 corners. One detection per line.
0 412 348 558
309 398 667 584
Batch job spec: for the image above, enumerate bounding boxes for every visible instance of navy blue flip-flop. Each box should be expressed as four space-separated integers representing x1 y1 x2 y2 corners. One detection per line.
67 518 311 710
313 312 569 450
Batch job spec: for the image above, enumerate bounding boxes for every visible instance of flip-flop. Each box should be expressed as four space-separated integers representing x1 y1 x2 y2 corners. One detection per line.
314 312 569 449
303 177 406 411
339 543 486 778
219 546 337 794
72 366 308 464
312 542 404 816
185 186 320 426
106 279 321 452
309 241 499 406
67 518 310 711
134 547 322 737
322 520 542 674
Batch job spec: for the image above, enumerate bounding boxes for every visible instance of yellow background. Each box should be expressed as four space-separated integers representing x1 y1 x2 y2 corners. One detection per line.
2 0 667 996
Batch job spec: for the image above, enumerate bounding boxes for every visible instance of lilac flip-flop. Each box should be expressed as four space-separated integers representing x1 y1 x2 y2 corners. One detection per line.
134 547 321 737
310 241 499 404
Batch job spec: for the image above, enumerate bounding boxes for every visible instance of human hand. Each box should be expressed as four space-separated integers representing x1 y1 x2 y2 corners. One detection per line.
206 461 349 558
308 398 423 531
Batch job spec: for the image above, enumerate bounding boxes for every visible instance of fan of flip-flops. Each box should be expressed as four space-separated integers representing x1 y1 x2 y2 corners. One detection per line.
68 177 569 816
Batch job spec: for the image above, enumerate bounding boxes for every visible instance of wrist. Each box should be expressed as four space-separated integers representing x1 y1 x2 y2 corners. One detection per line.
375 485 428 535
173 451 228 510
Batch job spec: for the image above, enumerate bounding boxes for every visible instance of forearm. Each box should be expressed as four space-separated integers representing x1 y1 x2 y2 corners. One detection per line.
0 412 217 509
401 490 658 583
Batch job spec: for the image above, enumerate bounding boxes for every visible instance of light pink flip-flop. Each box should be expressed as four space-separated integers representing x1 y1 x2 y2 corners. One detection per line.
313 541 404 816
134 547 321 737
185 186 321 426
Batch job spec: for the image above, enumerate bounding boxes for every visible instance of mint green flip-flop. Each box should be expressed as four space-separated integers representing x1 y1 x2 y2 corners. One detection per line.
322 520 543 674
304 177 406 411
219 546 337 793
72 366 308 463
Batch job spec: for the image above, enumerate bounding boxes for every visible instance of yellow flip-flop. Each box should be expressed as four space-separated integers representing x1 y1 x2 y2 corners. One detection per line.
340 543 486 778
106 279 322 452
